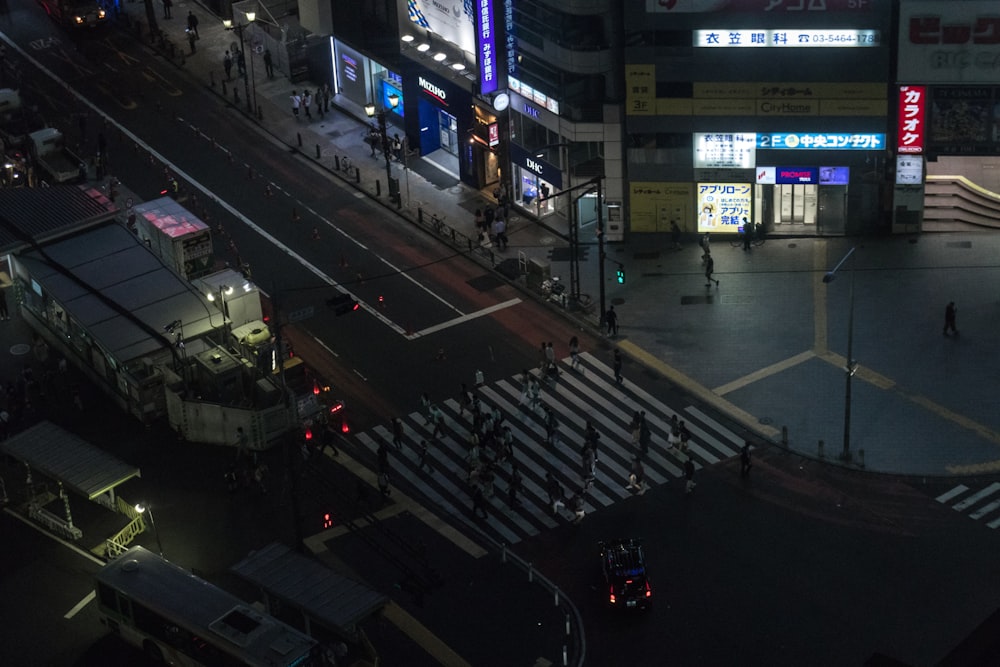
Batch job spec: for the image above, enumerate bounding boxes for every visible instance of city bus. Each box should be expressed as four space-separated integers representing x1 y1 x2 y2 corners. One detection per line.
94 546 319 667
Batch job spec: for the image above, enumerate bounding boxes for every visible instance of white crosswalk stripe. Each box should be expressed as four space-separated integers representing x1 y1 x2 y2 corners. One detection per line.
352 353 745 545
936 483 1000 529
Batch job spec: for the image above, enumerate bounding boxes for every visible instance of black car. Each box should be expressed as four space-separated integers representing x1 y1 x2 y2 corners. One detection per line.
599 538 652 610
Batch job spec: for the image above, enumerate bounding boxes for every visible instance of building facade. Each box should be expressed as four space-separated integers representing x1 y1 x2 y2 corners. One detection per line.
623 0 894 238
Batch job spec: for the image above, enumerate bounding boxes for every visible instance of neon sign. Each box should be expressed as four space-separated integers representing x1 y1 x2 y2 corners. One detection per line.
897 85 925 155
476 0 498 95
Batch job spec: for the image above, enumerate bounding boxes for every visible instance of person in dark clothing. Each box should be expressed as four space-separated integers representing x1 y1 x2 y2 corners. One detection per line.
0 289 9 320
473 485 489 519
162 0 172 19
684 458 697 494
613 349 623 385
943 301 958 336
187 11 199 38
606 305 619 336
740 441 753 478
670 221 682 250
263 49 274 78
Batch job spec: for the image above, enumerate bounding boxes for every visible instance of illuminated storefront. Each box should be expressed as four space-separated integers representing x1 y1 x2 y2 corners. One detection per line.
623 1 893 237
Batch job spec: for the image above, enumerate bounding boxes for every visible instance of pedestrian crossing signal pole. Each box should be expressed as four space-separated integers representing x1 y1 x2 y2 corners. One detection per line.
616 264 625 285
822 246 857 463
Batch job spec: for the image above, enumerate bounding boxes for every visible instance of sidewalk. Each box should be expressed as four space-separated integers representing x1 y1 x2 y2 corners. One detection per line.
131 3 1000 479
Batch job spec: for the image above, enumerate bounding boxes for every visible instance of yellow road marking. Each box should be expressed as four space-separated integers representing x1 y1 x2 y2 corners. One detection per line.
713 350 815 396
382 602 473 667
617 340 780 438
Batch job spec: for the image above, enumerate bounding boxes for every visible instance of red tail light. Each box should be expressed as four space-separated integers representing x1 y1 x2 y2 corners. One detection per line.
609 586 616 604
645 581 652 598
304 428 313 441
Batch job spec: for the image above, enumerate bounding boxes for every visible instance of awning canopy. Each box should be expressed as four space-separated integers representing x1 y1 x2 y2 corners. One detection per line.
0 421 141 500
230 542 387 635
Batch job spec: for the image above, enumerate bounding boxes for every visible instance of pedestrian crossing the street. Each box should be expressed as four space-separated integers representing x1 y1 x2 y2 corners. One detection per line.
354 352 745 546
936 483 1000 530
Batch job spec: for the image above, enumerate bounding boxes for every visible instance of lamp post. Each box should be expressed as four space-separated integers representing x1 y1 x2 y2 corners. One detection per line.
823 246 857 463
365 93 400 205
134 502 164 557
223 12 257 117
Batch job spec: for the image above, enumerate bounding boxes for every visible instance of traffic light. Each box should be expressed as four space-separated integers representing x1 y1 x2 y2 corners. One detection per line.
616 264 626 285
326 293 360 316
322 512 334 529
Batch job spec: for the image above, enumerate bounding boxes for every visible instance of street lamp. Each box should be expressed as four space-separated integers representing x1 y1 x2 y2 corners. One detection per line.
823 246 858 463
134 502 165 557
365 93 400 205
223 12 257 117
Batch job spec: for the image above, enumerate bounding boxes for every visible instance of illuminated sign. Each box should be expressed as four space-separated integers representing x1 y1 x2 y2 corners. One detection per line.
418 76 447 104
897 86 925 154
819 166 850 185
756 166 775 184
476 0 497 95
758 133 884 149
896 155 923 185
776 167 818 184
693 133 757 169
488 122 499 147
647 0 875 11
402 0 474 55
695 29 879 47
697 183 751 233
899 2 1000 83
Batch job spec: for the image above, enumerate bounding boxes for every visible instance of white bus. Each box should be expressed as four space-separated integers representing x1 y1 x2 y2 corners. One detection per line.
95 546 319 667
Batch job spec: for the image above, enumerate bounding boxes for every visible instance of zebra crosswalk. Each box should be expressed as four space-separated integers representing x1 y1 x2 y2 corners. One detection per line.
936 483 1000 529
354 351 744 545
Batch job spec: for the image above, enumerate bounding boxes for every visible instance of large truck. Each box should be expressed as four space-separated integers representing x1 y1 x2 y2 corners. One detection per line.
28 127 84 184
132 197 214 280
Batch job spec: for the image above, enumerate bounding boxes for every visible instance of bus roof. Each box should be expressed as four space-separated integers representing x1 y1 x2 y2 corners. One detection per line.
96 546 316 666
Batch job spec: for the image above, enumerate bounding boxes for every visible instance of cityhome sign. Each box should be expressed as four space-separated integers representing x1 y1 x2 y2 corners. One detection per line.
419 77 448 105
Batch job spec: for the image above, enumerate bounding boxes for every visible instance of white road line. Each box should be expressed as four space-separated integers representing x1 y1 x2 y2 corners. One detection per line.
970 499 1000 521
684 406 744 453
935 485 969 503
953 483 1000 512
0 34 467 336
64 591 96 619
988 515 1000 529
411 298 522 338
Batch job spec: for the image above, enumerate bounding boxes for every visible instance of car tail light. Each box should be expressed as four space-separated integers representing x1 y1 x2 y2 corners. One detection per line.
609 586 616 604
645 581 652 598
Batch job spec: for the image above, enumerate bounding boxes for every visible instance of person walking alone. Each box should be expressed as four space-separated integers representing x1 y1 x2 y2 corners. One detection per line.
418 439 433 472
508 463 523 508
569 335 581 371
224 50 233 81
606 305 619 337
302 90 313 120
943 301 958 336
263 48 274 79
613 349 624 386
391 417 404 450
740 441 753 478
684 457 697 494
700 231 711 265
186 11 199 38
705 254 719 287
626 457 647 495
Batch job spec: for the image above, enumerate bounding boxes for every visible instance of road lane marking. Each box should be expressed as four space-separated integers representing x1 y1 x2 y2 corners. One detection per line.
0 33 465 337
712 350 815 396
953 482 1000 512
64 591 96 619
935 485 969 503
410 298 522 338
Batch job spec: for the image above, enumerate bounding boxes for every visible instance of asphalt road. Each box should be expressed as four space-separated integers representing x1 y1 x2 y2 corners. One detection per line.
3 9 1000 667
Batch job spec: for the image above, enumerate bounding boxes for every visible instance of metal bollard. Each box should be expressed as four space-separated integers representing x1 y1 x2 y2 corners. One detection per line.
527 562 533 583
563 646 568 667
818 439 824 458
553 589 559 606
500 543 507 564
782 425 788 446
315 145 320 159
355 169 360 183
297 133 302 148
565 614 570 636
221 81 227 96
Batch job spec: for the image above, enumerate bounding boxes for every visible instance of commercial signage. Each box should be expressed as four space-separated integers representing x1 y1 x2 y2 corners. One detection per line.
648 0 875 12
488 122 499 147
693 133 757 169
758 133 884 149
694 29 880 48
927 86 1000 156
756 166 848 184
897 86 925 154
819 166 850 185
476 0 498 95
509 143 562 189
504 0 516 76
401 0 475 56
418 76 448 105
696 183 751 233
896 155 923 185
899 1 1000 83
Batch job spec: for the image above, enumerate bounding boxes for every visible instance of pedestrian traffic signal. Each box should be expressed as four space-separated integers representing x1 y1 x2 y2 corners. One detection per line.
322 512 334 529
616 264 626 285
326 293 360 316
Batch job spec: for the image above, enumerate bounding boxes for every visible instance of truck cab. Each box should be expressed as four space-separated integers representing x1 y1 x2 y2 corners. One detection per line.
37 0 108 29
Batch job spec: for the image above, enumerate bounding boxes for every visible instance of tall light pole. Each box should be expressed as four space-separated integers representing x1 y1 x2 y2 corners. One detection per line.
823 246 857 463
365 93 400 205
134 502 164 557
223 12 257 117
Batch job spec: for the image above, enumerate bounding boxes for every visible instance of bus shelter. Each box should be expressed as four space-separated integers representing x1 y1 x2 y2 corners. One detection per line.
1 420 141 542
230 542 387 647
